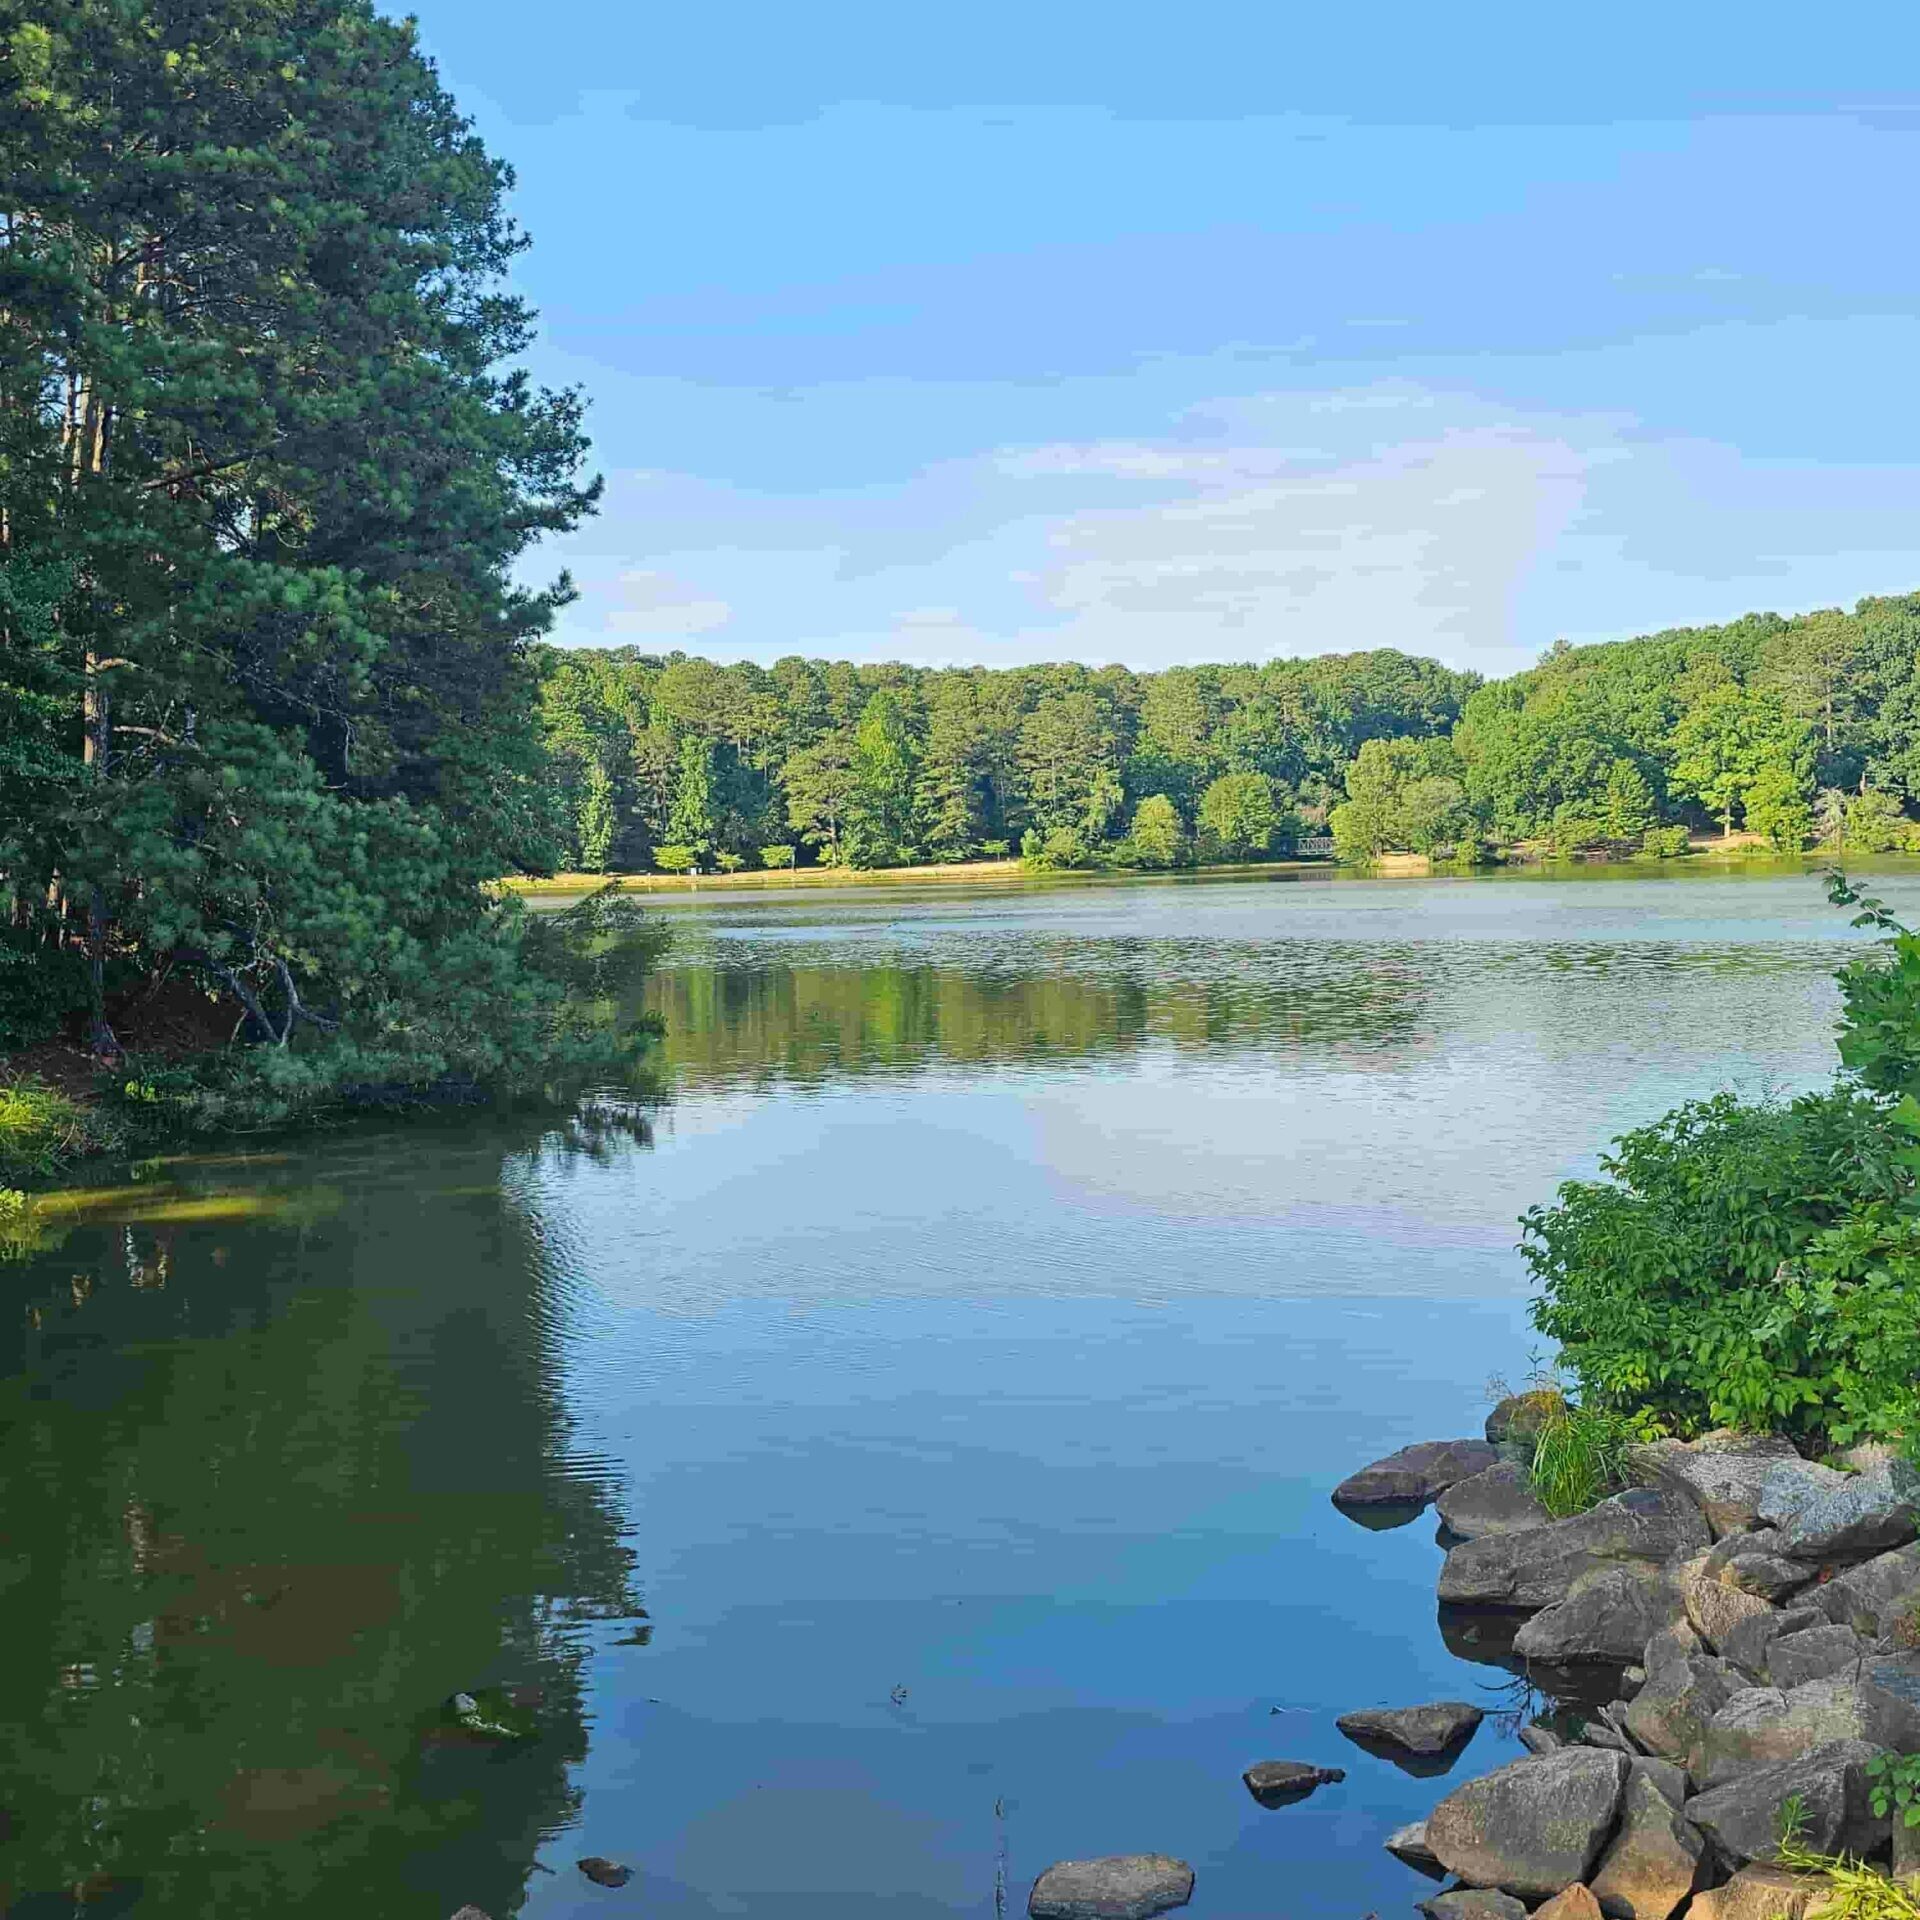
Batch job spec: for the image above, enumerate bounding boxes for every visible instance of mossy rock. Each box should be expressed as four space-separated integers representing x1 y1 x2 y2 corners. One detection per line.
442 1685 540 1743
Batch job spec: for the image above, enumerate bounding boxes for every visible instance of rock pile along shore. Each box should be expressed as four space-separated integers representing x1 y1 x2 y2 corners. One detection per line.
1336 1402 1920 1920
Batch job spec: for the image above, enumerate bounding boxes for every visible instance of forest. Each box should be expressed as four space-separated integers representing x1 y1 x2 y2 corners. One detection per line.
533 591 1920 874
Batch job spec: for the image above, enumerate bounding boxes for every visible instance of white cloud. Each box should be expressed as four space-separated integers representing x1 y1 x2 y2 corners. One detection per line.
605 568 733 638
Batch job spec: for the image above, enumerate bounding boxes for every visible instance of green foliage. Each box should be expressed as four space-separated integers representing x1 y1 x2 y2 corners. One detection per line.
1197 771 1285 859
1123 794 1189 869
1778 1801 1920 1920
1331 736 1474 857
1847 790 1914 854
0 1080 115 1178
1525 1086 1917 1443
1670 684 1814 838
1868 1753 1920 1829
1642 825 1692 857
653 845 698 875
759 845 797 870
1827 872 1920 1104
1528 1394 1639 1517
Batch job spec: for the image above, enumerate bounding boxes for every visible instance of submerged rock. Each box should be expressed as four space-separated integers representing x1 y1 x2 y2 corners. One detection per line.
1758 1458 1920 1563
1628 1434 1802 1539
577 1857 632 1888
1684 1739 1885 1865
1334 1439 1499 1513
1335 1701 1483 1757
1438 1490 1709 1611
1241 1760 1344 1805
1438 1463 1553 1539
1029 1855 1194 1920
1425 1747 1628 1898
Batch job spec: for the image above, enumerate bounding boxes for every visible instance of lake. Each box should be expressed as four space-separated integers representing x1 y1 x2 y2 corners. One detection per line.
5 864 1914 1920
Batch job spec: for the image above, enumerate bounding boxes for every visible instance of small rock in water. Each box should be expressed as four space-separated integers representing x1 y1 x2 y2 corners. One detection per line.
1336 1701 1483 1769
1028 1854 1193 1920
577 1857 633 1888
1436 1462 1553 1540
449 1909 494 1920
1333 1439 1498 1514
1241 1759 1346 1805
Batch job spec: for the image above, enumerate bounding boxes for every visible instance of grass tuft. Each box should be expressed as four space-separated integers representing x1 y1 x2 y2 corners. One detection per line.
0 1078 111 1180
1529 1395 1638 1517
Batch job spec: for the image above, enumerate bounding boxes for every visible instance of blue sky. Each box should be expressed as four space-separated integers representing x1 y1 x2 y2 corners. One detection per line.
417 2 1920 677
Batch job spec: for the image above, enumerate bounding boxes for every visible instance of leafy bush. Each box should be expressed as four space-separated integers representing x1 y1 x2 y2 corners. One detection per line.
1641 824 1691 858
0 1080 115 1178
1020 827 1104 872
1524 1088 1917 1443
759 846 796 870
653 845 698 875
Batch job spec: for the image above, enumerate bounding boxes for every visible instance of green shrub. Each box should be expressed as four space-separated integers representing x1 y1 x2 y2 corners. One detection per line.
759 846 797 870
653 845 698 874
1641 824 1691 858
0 1079 114 1178
1524 1088 1916 1444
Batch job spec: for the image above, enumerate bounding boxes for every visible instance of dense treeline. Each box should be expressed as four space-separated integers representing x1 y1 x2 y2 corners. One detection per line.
534 592 1920 872
535 647 1478 872
0 0 650 1120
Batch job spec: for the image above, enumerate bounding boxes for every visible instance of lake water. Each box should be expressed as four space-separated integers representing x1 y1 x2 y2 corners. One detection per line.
6 864 1917 1920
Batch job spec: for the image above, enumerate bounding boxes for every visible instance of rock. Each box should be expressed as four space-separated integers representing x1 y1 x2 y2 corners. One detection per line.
1386 1820 1446 1879
1767 1626 1870 1690
1725 1607 1826 1683
1241 1760 1345 1806
1686 1739 1886 1865
1816 1544 1920 1640
1590 1766 1709 1920
1758 1459 1920 1564
1684 1567 1779 1653
1687 1866 1830 1920
1519 1724 1566 1754
1697 1678 1875 1786
1630 1434 1804 1538
1621 1654 1743 1768
1425 1748 1629 1898
1858 1654 1920 1750
449 1910 494 1920
1623 1666 1649 1697
1578 1710 1635 1754
1335 1701 1483 1757
1722 1553 1815 1603
1418 1893 1529 1920
1518 1565 1687 1666
577 1857 632 1888
1334 1439 1499 1511
1438 1463 1555 1539
1487 1392 1560 1449
1536 1887 1604 1920
1029 1856 1194 1920
1896 1810 1920 1885
1645 1621 1706 1674
1438 1491 1711 1611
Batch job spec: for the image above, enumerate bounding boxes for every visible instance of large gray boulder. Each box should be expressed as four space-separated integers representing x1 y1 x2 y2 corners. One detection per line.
1590 1758 1706 1920
1696 1678 1874 1786
1335 1701 1483 1757
1515 1565 1687 1667
1629 1434 1803 1538
1438 1491 1710 1611
1029 1856 1193 1920
1857 1654 1920 1751
1683 1563 1779 1653
1487 1393 1560 1449
1334 1439 1498 1510
1425 1748 1629 1898
1621 1654 1743 1769
1418 1893 1529 1920
1758 1458 1920 1563
1724 1606 1826 1683
1816 1544 1920 1640
1684 1739 1885 1865
1438 1462 1554 1539
1767 1625 1869 1691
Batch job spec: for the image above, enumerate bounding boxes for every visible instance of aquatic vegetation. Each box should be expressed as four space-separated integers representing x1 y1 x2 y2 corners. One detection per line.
1527 1396 1638 1518
0 1079 114 1178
